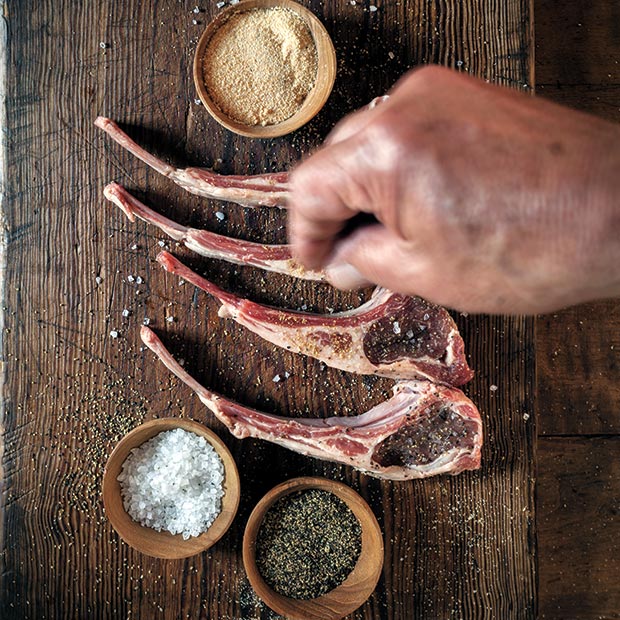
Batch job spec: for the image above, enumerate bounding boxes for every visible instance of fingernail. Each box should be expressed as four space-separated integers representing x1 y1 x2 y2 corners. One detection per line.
325 261 371 290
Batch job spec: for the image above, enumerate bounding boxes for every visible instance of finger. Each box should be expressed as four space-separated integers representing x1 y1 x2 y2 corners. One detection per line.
324 224 432 295
288 139 370 269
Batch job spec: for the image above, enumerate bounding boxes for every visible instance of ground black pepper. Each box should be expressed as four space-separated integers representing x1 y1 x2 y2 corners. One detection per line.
255 489 362 599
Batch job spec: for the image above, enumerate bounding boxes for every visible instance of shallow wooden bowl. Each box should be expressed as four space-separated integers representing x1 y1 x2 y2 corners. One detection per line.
193 0 337 138
103 418 240 559
243 477 384 620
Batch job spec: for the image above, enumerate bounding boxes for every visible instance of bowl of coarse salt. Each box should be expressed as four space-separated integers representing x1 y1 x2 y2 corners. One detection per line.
103 418 240 559
193 0 336 138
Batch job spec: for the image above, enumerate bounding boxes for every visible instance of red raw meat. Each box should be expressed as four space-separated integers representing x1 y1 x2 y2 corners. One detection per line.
156 251 474 386
95 117 288 208
103 182 324 281
140 326 482 480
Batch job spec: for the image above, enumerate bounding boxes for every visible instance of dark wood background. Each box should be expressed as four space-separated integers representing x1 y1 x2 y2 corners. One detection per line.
0 1 617 619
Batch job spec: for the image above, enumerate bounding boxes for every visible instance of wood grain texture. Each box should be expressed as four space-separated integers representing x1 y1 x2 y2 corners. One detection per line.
1 1 535 619
537 437 620 620
535 3 620 617
535 0 620 437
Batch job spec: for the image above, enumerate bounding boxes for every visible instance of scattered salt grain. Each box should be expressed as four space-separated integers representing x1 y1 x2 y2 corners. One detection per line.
127 275 135 283
215 211 225 221
135 276 143 285
369 5 377 12
166 316 175 323
110 330 119 338
194 98 202 105
122 309 130 318
158 240 166 247
229 0 239 4
423 313 430 321
490 384 498 392
99 41 107 49
131 244 139 250
193 6 200 13
393 321 401 335
143 317 151 326
117 428 225 539
216 1 225 8
388 51 395 60
523 413 530 421
192 19 199 25
284 371 290 379
95 276 103 284
273 374 281 383
406 330 415 339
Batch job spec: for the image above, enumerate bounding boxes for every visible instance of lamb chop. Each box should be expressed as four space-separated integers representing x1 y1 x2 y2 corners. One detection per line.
95 116 288 208
140 326 482 480
95 97 389 209
156 251 474 386
104 182 323 281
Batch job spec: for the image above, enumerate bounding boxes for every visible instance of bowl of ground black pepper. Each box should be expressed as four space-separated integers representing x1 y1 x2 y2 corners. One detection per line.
243 477 383 620
193 0 336 138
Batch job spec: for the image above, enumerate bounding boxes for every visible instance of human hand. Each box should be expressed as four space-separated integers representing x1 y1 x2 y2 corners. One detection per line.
288 66 620 314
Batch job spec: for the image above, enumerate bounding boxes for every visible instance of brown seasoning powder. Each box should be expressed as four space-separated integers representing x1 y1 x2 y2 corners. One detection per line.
203 7 318 126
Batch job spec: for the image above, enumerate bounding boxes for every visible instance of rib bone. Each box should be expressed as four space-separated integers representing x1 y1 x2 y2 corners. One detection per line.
95 116 288 207
104 182 323 281
140 326 482 480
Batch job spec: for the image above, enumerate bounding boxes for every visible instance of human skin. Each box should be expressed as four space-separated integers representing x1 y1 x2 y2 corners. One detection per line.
288 66 620 314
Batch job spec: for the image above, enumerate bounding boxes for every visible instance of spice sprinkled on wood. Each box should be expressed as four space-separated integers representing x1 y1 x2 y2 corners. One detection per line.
255 489 362 599
203 7 318 126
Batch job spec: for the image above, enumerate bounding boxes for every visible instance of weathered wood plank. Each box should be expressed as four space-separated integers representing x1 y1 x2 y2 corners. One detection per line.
1 1 535 619
537 437 620 620
535 0 620 437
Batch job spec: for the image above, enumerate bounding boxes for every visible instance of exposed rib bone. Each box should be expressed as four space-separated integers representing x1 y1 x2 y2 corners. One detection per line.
104 182 323 281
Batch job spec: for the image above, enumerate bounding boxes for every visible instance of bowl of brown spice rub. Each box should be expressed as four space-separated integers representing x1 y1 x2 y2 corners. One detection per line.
243 477 384 620
193 0 336 138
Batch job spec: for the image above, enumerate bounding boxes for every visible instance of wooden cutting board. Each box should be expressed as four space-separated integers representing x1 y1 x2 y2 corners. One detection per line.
0 1 536 618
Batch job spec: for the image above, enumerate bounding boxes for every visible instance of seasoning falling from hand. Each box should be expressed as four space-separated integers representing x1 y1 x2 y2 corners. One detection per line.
203 7 318 126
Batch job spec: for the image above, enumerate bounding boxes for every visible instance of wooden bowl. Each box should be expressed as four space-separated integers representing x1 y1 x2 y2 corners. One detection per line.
102 418 240 559
193 0 337 138
243 477 383 620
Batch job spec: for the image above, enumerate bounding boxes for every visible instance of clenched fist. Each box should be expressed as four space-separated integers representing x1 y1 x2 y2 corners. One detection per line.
288 66 620 314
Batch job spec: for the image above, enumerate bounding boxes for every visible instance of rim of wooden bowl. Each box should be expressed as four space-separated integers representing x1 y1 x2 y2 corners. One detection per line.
242 476 384 620
102 418 240 559
193 0 337 138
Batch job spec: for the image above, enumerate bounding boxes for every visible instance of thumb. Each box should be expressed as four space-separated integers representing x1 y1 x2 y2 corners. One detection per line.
325 224 430 294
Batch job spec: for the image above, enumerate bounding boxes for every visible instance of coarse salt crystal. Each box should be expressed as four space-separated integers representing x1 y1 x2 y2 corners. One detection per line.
122 309 130 318
110 330 119 338
393 321 401 335
158 240 166 247
216 1 225 8
143 317 151 326
166 316 175 323
369 5 378 12
490 384 498 392
95 276 103 284
272 374 281 383
215 211 225 221
406 330 415 339
523 413 530 421
388 51 395 59
117 428 225 539
131 244 138 250
193 6 200 13
135 276 143 284
192 19 198 25
127 275 135 283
